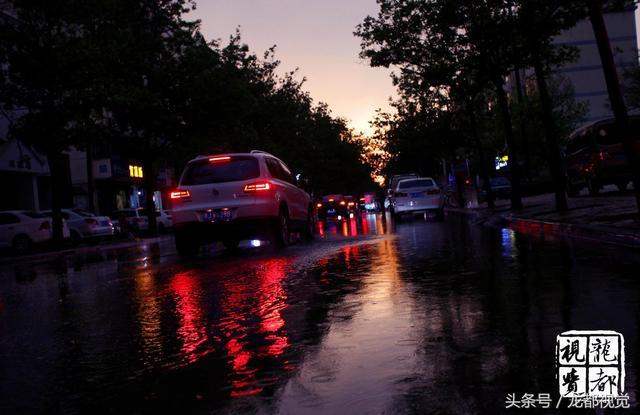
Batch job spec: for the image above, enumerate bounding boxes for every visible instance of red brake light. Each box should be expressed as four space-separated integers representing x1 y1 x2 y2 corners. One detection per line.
348 202 355 206
209 156 231 163
427 188 441 195
170 190 191 199
84 218 98 225
244 182 272 192
40 221 50 230
339 201 346 206
316 203 323 208
328 198 335 202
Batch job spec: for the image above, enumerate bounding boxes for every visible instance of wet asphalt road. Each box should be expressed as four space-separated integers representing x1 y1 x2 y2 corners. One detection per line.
0 213 639 414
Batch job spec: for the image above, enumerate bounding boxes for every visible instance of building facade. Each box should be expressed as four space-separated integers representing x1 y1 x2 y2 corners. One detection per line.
553 8 638 123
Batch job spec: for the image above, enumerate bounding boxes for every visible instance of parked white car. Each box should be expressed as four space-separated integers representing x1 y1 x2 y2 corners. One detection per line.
0 210 70 254
43 209 114 243
391 177 444 219
110 208 149 233
110 208 172 234
170 150 313 255
142 209 173 232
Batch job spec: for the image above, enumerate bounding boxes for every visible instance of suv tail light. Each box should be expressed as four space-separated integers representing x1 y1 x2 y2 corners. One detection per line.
170 190 191 200
427 188 441 195
339 201 346 206
85 218 98 226
394 192 408 197
40 221 50 230
244 182 272 192
316 203 323 208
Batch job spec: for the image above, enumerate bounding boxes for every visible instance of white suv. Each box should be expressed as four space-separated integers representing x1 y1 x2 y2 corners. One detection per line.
170 150 313 255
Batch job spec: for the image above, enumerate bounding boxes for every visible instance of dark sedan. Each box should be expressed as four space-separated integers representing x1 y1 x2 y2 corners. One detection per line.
316 195 349 220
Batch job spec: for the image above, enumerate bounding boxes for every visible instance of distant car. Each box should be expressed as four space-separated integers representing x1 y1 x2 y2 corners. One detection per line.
391 177 443 219
357 196 366 211
362 192 379 212
157 209 173 232
170 150 313 255
139 208 173 233
344 195 360 216
479 176 512 201
43 208 114 243
0 210 70 254
565 116 640 196
317 194 349 220
110 208 149 234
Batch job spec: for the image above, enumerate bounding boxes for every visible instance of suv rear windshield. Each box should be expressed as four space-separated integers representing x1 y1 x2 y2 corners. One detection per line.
181 157 260 185
398 179 435 189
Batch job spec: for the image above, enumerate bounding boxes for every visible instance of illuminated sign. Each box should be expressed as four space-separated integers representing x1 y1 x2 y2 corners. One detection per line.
495 155 509 171
129 164 144 178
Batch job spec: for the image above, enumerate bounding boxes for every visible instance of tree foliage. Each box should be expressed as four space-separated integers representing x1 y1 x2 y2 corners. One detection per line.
0 0 374 241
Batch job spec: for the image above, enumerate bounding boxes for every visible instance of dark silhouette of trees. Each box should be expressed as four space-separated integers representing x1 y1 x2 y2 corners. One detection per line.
356 0 637 213
587 0 640 213
1 1 373 244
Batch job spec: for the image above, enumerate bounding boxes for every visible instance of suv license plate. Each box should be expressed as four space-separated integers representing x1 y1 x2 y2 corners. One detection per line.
204 210 232 222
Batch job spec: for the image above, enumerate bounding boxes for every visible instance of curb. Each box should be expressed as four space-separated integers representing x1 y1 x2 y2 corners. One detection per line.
446 206 640 248
0 235 174 265
503 215 640 249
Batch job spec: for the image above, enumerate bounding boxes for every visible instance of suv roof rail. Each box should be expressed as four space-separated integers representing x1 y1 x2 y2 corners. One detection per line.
250 149 274 156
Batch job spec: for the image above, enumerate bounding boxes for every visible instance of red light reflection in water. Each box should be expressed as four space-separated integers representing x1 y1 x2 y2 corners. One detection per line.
350 218 358 236
218 258 293 398
317 220 325 238
361 216 370 234
169 271 210 365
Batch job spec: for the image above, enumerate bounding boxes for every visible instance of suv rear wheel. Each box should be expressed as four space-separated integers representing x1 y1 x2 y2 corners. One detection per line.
175 229 199 256
272 207 290 248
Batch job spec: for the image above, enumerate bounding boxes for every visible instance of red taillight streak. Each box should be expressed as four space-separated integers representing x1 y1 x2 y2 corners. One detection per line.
244 182 272 192
209 156 231 163
170 190 191 199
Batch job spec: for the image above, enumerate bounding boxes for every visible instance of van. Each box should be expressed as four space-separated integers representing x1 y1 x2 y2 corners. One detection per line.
565 117 640 196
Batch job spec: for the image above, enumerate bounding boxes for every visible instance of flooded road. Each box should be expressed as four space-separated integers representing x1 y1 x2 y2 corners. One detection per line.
0 214 639 414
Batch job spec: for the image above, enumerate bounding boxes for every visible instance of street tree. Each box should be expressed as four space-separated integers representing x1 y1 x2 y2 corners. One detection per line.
515 0 586 212
356 0 526 210
0 0 116 243
587 0 640 213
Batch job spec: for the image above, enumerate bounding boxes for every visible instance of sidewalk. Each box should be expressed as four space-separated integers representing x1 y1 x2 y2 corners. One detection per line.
0 234 175 265
447 188 640 248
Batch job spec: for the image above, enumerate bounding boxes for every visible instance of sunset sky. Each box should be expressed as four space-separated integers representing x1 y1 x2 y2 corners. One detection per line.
190 0 396 136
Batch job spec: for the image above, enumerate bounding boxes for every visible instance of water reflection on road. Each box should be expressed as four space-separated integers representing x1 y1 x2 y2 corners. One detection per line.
0 213 639 414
